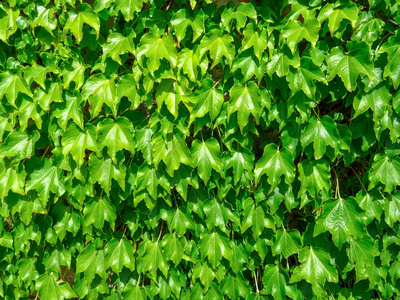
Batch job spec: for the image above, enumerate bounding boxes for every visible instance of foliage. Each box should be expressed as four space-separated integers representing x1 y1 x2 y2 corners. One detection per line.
0 0 400 299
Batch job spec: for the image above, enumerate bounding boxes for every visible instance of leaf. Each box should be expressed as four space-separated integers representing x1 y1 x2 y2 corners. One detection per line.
287 57 326 99
298 159 331 198
184 78 224 125
97 117 135 163
136 32 178 74
353 83 391 121
203 197 237 234
0 5 19 43
378 31 400 89
326 42 375 91
301 116 341 160
135 163 160 199
227 82 264 131
83 197 117 230
241 198 274 238
124 285 148 300
155 79 186 118
169 207 194 236
82 74 119 118
31 5 57 35
89 153 126 195
221 2 257 31
43 245 71 273
318 2 359 35
254 144 295 191
0 72 32 107
102 32 135 64
62 124 99 167
0 162 25 201
17 99 43 131
18 257 39 283
104 237 135 274
192 262 215 292
384 192 400 227
199 230 232 268
162 233 185 265
141 240 169 278
64 4 100 43
25 159 66 206
221 273 250 299
355 190 383 225
36 272 77 300
290 246 338 292
117 74 141 110
171 9 204 43
200 29 235 68
262 265 291 300
281 19 320 54
272 228 302 259
33 82 63 112
267 44 300 77
369 154 400 192
240 23 268 61
0 130 39 160
61 57 86 89
24 64 48 89
191 138 223 184
232 50 266 83
314 197 364 248
53 93 84 131
76 244 108 283
348 235 378 280
114 0 145 21
224 149 254 184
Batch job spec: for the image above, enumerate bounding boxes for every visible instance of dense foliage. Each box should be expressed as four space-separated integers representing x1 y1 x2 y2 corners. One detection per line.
1 0 400 298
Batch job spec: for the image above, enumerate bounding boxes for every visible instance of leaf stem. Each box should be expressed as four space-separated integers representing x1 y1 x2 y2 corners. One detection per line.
349 165 367 192
333 169 341 199
41 144 51 160
254 269 259 293
157 221 164 241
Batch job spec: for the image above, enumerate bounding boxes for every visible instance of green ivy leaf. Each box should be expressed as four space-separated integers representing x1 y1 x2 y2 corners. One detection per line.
104 237 135 274
318 2 359 35
301 116 341 160
0 72 32 107
83 197 117 230
184 78 224 125
64 4 100 43
281 19 320 54
262 264 291 300
228 82 264 131
272 228 302 259
314 197 364 248
290 246 338 294
82 74 119 118
191 138 223 184
378 31 400 89
36 272 77 300
326 42 375 91
254 144 295 191
97 117 135 164
369 153 400 192
136 32 178 74
76 244 108 283
0 5 19 43
26 159 66 206
200 29 235 68
199 230 232 268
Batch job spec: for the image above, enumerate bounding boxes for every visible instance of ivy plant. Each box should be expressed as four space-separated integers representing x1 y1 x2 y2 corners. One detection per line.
1 0 400 299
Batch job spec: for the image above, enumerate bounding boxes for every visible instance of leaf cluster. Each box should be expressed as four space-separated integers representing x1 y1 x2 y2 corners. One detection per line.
1 0 400 299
